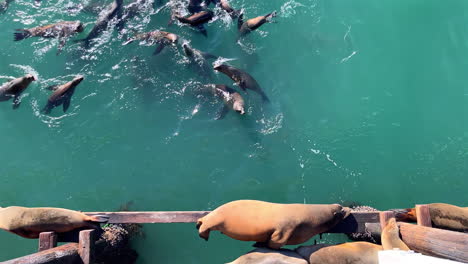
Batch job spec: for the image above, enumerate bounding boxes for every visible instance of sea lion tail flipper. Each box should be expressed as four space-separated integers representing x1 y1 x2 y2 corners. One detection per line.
196 25 208 37
14 29 31 41
63 97 71 112
42 104 52 115
201 51 218 60
153 43 166 55
215 105 229 120
261 93 270 103
87 215 110 223
122 38 136 46
237 12 244 30
12 96 21 109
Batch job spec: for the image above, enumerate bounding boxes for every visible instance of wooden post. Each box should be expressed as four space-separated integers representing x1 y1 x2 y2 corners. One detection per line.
38 232 57 252
379 211 395 230
78 229 95 264
415 204 432 227
3 243 79 264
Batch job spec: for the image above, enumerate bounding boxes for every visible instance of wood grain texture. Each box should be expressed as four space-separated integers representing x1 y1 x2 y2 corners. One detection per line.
78 230 95 264
415 204 432 227
2 243 79 264
38 232 57 252
85 211 211 223
379 211 395 230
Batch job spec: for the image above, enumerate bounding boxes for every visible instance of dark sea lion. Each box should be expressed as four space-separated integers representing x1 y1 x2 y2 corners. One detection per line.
14 21 84 54
381 218 410 250
214 64 270 102
188 0 207 13
0 206 108 239
117 0 149 31
296 242 382 264
227 248 308 264
0 74 35 109
393 203 468 232
196 200 350 249
182 42 217 79
238 11 277 38
176 10 213 36
204 84 245 119
76 0 124 47
123 30 178 55
42 75 84 114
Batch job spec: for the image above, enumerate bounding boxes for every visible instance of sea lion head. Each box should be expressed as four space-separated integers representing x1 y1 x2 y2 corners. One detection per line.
182 42 192 56
72 75 84 85
392 208 417 222
166 33 178 44
74 21 84 33
25 74 36 82
233 97 245 115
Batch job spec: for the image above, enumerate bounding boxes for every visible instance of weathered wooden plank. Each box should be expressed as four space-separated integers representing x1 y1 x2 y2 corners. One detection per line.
85 211 210 223
415 204 432 227
2 243 79 264
38 232 57 252
379 211 395 230
398 222 468 263
78 230 95 264
328 211 380 233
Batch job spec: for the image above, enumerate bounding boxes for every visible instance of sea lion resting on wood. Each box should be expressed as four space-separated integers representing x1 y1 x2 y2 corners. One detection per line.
227 248 308 264
0 206 108 239
196 200 351 249
393 203 468 232
14 21 84 54
0 74 35 109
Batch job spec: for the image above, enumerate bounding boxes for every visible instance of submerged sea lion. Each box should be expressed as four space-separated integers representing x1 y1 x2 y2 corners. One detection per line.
76 0 123 47
196 200 350 249
205 84 245 119
214 64 270 102
14 21 84 54
0 0 13 13
176 10 213 36
182 42 217 79
42 75 84 114
393 203 468 232
0 74 35 109
227 248 308 264
117 0 149 31
0 206 108 239
123 30 178 55
238 11 277 38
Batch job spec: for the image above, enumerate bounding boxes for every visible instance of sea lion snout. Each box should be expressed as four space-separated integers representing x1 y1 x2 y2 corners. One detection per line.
76 22 85 33
168 33 178 44
73 75 84 83
25 74 36 81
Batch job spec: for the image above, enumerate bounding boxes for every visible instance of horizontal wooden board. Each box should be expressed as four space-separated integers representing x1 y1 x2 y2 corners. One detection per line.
3 243 79 264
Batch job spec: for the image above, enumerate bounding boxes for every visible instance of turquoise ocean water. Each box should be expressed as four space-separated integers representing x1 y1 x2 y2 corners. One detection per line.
0 0 467 262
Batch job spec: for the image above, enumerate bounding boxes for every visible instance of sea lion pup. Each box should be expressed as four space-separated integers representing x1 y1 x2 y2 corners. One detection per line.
196 200 351 249
42 75 84 114
204 84 245 119
123 30 178 55
381 218 410 250
393 203 468 232
14 21 84 54
227 248 308 264
238 11 277 38
0 206 108 239
176 10 214 37
0 74 35 109
76 0 124 47
214 64 270 102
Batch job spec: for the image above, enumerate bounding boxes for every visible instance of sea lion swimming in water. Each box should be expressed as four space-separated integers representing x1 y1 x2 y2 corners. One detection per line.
117 0 150 31
182 42 217 79
209 0 239 18
123 30 178 55
76 0 123 47
393 203 468 232
238 11 277 38
214 64 270 102
196 200 350 249
0 74 35 109
0 206 108 239
227 248 308 264
204 84 245 119
14 21 84 54
42 75 84 114
176 10 213 37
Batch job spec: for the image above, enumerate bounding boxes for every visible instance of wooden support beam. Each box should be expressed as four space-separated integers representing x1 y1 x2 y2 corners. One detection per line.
2 243 79 264
38 232 57 252
379 211 395 230
415 204 432 227
85 211 211 224
398 222 468 263
78 230 95 264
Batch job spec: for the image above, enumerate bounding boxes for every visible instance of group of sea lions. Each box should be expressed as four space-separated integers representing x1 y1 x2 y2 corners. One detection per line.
0 201 466 263
0 74 84 113
3 0 276 119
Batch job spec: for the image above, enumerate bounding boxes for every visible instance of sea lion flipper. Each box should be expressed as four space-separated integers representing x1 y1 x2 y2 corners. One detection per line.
196 25 208 37
14 29 31 41
63 97 71 112
237 13 244 30
12 96 20 109
153 43 166 55
215 105 229 120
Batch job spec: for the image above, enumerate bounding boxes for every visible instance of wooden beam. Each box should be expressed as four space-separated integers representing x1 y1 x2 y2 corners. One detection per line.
78 230 95 264
415 204 432 227
379 211 395 230
398 222 468 263
38 232 57 252
3 243 79 264
85 211 210 223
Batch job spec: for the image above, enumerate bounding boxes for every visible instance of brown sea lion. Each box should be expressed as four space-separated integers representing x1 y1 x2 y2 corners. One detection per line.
14 21 84 54
196 200 350 249
238 11 277 38
381 218 410 250
296 242 382 264
393 203 468 232
227 248 308 264
176 10 213 36
0 74 35 109
210 0 239 18
75 0 123 47
204 84 245 119
123 30 178 55
42 75 84 114
0 206 108 239
214 64 270 102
